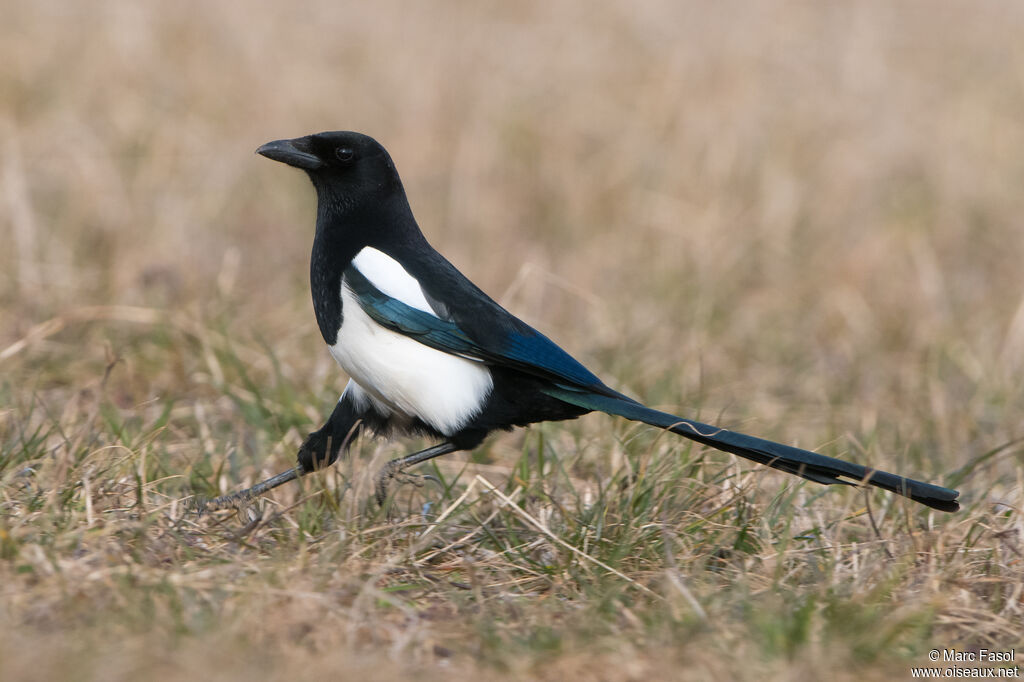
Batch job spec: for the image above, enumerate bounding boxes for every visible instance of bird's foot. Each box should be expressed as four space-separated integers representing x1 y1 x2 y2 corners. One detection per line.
193 466 304 514
374 464 442 507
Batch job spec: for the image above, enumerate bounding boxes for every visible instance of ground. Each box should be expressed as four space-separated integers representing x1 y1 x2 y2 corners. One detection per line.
1 2 1022 680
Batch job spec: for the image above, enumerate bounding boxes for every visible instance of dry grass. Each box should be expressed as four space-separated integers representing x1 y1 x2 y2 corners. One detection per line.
2 1 1023 679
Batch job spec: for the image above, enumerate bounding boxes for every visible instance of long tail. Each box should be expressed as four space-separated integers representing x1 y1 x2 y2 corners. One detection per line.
544 386 959 512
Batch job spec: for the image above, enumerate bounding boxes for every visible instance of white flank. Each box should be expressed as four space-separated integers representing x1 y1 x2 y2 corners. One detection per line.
330 265 493 436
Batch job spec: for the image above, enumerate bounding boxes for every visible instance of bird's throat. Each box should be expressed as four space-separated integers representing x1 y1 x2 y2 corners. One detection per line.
309 220 360 346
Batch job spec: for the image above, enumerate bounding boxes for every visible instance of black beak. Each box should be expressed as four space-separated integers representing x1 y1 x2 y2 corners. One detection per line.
256 137 323 170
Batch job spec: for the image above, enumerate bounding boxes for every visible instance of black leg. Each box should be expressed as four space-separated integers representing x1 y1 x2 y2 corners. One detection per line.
198 391 369 513
198 466 304 512
298 391 368 471
375 440 460 505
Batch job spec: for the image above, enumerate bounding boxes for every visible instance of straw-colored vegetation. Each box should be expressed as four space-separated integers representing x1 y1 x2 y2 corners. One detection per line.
2 2 1022 680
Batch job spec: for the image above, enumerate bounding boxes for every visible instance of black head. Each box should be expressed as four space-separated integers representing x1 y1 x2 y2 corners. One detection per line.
256 131 403 208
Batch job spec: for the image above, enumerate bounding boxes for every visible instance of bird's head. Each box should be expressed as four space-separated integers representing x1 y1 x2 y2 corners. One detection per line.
256 131 402 210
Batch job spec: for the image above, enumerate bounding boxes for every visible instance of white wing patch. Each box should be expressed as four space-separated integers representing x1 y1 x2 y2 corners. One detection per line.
350 247 437 316
331 274 493 436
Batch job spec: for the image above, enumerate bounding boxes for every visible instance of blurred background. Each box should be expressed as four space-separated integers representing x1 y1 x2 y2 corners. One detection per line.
4 0 1023 476
2 1 1024 678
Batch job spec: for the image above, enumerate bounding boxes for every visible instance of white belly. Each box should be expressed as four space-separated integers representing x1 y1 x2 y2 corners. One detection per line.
330 282 493 435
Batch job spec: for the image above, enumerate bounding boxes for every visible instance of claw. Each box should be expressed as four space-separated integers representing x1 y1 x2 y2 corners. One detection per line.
374 468 444 506
195 466 304 513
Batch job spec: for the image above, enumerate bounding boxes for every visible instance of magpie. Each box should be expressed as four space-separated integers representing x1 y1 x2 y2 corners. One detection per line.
202 131 959 513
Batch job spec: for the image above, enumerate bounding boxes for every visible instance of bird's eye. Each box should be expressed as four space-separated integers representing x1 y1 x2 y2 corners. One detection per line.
335 147 355 162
